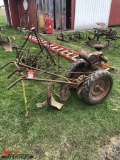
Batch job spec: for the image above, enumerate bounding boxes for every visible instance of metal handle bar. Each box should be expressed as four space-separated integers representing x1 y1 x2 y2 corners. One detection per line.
0 61 15 70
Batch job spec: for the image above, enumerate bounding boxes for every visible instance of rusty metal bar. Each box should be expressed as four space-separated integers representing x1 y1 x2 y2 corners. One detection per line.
0 61 15 70
7 77 78 90
17 63 70 81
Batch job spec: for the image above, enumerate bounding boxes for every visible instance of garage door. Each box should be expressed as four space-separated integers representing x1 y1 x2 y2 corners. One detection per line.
74 0 112 30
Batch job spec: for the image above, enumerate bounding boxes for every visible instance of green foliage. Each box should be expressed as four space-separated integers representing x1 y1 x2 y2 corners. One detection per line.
0 9 120 160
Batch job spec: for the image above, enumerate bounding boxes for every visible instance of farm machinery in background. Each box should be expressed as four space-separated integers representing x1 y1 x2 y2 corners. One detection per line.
57 31 87 42
0 28 16 51
86 23 120 51
57 22 120 52
0 28 117 110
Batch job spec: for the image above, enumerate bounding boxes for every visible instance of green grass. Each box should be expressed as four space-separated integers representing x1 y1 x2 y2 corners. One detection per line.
0 9 120 160
0 8 6 25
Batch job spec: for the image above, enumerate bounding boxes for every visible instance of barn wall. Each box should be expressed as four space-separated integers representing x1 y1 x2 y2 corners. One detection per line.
74 0 112 30
4 0 75 31
3 0 11 26
17 0 37 29
109 0 120 26
28 0 37 29
71 0 75 29
8 0 20 27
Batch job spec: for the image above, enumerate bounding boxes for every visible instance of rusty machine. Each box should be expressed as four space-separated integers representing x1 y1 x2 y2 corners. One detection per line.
87 23 120 50
0 28 116 109
0 28 16 51
57 31 87 42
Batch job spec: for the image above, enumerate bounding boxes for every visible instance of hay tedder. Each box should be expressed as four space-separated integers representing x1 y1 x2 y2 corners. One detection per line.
0 28 117 109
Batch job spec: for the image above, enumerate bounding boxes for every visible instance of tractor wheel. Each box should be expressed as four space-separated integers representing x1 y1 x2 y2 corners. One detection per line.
66 60 88 79
80 70 113 104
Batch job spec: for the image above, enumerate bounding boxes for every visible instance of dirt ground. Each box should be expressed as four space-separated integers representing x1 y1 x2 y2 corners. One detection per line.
100 135 120 160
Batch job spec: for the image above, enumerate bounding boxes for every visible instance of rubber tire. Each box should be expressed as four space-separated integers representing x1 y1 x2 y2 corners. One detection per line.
66 60 88 79
81 70 113 104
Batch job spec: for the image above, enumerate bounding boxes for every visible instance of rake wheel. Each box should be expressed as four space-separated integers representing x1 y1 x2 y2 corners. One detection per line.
20 13 29 29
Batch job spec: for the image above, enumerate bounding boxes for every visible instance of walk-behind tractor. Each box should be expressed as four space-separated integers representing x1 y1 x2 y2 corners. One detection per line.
0 28 117 110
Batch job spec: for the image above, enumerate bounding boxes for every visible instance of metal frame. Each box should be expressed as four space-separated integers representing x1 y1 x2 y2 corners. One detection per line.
0 28 117 109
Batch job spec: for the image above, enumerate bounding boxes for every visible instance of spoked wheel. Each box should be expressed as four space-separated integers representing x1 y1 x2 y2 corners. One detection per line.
80 70 113 104
20 13 29 29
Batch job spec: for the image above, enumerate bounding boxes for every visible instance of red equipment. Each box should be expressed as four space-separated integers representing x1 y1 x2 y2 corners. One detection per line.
44 17 54 34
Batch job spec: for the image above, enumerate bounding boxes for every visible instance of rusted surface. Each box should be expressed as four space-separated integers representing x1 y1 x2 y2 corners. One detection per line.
79 50 104 63
59 84 71 101
0 41 13 51
57 31 87 42
87 27 120 51
46 83 63 109
0 28 116 109
88 27 117 41
90 77 111 101
0 36 16 52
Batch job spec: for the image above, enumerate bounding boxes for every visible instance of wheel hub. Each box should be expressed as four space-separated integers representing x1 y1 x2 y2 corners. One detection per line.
90 78 110 101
